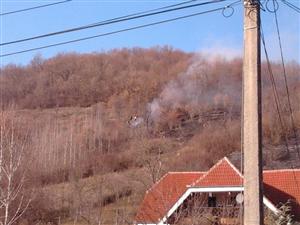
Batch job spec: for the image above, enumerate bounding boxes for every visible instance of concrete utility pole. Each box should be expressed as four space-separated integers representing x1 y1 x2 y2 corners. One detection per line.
243 0 264 225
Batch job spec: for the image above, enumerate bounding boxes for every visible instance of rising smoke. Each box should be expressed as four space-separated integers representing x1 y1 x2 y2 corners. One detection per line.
148 52 242 121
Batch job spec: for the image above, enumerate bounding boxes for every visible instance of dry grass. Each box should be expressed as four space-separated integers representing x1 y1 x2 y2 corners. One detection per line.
1 50 299 224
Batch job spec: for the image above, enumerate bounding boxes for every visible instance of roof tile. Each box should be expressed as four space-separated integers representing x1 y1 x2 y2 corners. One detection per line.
193 157 243 187
135 172 204 223
135 158 300 223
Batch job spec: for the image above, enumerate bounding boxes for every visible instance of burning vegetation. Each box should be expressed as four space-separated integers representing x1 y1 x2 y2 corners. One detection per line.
0 47 299 224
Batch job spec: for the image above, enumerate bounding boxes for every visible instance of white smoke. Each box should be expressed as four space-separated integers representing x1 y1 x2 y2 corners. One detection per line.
148 52 242 121
148 99 161 121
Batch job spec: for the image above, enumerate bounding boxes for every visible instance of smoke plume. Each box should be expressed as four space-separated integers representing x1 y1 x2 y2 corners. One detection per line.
148 52 242 121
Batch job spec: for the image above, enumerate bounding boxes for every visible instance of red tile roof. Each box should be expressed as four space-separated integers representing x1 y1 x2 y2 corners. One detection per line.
192 157 243 187
135 172 205 223
263 169 300 220
135 158 300 224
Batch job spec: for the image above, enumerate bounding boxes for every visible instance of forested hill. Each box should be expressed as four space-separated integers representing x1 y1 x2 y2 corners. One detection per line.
1 47 300 224
1 47 191 109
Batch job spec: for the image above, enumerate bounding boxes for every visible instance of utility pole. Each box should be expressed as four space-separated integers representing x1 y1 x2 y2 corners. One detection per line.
243 0 264 225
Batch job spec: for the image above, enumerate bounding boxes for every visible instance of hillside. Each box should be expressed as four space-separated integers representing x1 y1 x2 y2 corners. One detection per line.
0 47 300 224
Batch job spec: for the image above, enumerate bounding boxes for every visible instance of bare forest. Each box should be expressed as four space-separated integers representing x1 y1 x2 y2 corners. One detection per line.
0 47 299 224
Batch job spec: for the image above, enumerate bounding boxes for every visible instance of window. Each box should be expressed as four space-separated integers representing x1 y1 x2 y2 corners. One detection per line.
208 196 217 207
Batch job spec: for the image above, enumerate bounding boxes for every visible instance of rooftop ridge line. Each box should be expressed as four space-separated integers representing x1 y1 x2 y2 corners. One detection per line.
263 168 300 173
191 157 243 186
146 172 170 194
168 171 206 174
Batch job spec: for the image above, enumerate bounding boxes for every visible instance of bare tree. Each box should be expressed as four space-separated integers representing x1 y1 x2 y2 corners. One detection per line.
0 111 32 225
265 201 295 225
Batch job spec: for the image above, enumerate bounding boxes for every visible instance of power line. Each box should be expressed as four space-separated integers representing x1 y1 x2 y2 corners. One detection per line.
85 0 201 26
281 0 300 13
0 6 232 58
273 0 300 158
261 25 290 156
261 21 300 195
0 0 72 16
0 0 225 46
0 0 228 46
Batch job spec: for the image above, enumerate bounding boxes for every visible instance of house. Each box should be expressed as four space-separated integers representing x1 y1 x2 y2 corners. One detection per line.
135 157 300 225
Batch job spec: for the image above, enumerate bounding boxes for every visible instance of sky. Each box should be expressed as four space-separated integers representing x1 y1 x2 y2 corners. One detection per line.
0 0 299 66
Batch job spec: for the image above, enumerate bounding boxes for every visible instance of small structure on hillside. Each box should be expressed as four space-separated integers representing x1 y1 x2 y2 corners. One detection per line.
128 115 144 127
134 157 300 225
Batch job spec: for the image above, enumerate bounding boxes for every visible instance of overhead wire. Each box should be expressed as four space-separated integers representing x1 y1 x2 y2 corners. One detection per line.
261 25 290 155
280 0 300 13
0 0 72 16
0 0 241 58
84 0 201 26
0 0 228 46
270 0 300 202
261 17 300 196
272 0 300 159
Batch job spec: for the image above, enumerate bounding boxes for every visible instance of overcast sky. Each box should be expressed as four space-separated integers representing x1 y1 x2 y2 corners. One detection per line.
0 0 299 66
